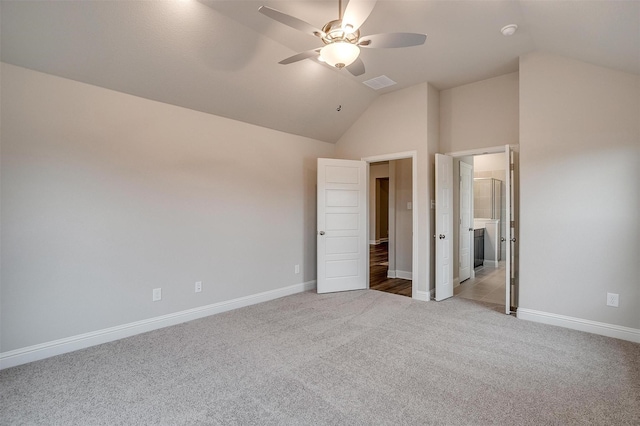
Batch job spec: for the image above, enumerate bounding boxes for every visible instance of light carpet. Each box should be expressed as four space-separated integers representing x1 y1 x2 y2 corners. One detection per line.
1 290 639 425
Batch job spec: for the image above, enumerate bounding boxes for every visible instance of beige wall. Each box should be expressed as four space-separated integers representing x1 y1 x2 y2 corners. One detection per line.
0 63 335 352
369 162 389 242
440 72 519 153
441 73 517 284
394 158 413 276
336 83 437 298
519 52 640 329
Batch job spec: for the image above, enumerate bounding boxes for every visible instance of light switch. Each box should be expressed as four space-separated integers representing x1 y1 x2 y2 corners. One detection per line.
407 202 412 210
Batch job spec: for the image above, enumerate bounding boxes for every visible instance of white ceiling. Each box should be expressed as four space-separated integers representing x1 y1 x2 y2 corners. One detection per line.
2 0 639 143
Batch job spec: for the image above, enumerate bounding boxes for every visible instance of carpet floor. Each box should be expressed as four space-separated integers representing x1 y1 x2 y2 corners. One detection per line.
1 290 639 425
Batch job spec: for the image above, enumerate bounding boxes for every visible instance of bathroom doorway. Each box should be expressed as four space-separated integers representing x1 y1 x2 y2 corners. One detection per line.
437 145 519 313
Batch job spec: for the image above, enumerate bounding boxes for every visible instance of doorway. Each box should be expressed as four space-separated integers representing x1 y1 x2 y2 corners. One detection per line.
454 153 508 305
316 152 419 297
435 145 519 314
363 151 417 299
368 159 412 298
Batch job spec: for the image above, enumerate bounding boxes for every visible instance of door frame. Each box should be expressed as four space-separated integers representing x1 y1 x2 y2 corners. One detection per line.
444 144 519 313
362 151 419 300
458 160 473 283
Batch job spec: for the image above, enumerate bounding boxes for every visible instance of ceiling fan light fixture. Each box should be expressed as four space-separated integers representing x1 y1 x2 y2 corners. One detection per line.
320 41 360 69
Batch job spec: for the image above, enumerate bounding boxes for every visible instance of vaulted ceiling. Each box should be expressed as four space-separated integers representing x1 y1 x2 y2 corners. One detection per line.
2 1 639 143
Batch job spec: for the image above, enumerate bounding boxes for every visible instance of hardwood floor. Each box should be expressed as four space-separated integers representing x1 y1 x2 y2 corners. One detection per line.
369 242 411 297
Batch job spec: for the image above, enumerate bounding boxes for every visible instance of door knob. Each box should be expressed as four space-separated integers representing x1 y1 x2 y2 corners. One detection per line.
469 228 473 232
439 234 445 239
511 237 517 242
319 231 325 235
501 237 506 242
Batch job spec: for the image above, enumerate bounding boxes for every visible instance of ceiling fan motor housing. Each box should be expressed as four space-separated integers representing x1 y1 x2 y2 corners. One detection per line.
321 20 360 45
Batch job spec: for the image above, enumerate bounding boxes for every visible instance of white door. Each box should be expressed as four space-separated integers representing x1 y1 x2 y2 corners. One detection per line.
317 158 367 293
459 161 472 282
435 154 454 301
505 146 519 313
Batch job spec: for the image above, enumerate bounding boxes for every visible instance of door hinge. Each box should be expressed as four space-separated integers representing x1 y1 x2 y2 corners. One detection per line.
510 221 515 228
510 164 514 171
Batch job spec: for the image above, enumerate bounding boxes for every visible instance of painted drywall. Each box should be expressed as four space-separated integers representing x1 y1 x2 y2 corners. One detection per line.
369 162 389 242
440 72 519 153
0 63 335 352
441 73 516 284
519 52 640 329
394 158 413 277
474 153 506 173
336 83 436 298
427 84 440 288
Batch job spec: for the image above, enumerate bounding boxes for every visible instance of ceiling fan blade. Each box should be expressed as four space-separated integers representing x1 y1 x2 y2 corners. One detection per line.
342 0 377 32
258 6 325 38
346 57 365 76
359 33 427 49
278 49 320 65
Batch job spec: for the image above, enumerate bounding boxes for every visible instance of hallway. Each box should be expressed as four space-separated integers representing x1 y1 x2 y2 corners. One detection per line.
369 242 411 297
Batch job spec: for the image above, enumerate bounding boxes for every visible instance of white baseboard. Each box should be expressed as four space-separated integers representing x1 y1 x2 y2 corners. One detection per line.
0 280 317 370
396 270 412 280
369 238 389 245
483 260 499 268
415 290 430 302
517 308 640 343
387 270 396 278
453 277 460 288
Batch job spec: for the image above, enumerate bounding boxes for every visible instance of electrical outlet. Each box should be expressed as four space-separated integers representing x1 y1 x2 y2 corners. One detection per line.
195 281 202 293
152 288 162 302
294 264 300 274
606 292 619 307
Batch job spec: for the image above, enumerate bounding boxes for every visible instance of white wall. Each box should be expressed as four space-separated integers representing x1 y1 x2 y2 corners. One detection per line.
519 52 640 331
336 83 437 299
440 72 519 153
0 63 335 353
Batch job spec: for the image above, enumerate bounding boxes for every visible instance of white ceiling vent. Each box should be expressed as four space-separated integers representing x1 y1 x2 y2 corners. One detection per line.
363 75 397 90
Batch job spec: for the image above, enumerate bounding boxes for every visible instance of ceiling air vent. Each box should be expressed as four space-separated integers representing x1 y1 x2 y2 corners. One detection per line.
363 75 397 90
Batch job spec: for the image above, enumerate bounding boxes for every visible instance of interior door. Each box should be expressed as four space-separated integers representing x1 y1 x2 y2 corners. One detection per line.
317 158 367 293
435 154 454 301
459 161 472 282
507 146 519 313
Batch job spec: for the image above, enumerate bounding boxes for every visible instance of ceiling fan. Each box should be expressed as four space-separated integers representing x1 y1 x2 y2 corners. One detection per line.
258 0 427 76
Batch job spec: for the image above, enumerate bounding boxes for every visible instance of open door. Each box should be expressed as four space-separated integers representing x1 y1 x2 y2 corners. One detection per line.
317 158 367 293
435 154 454 301
459 161 473 282
506 146 519 313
